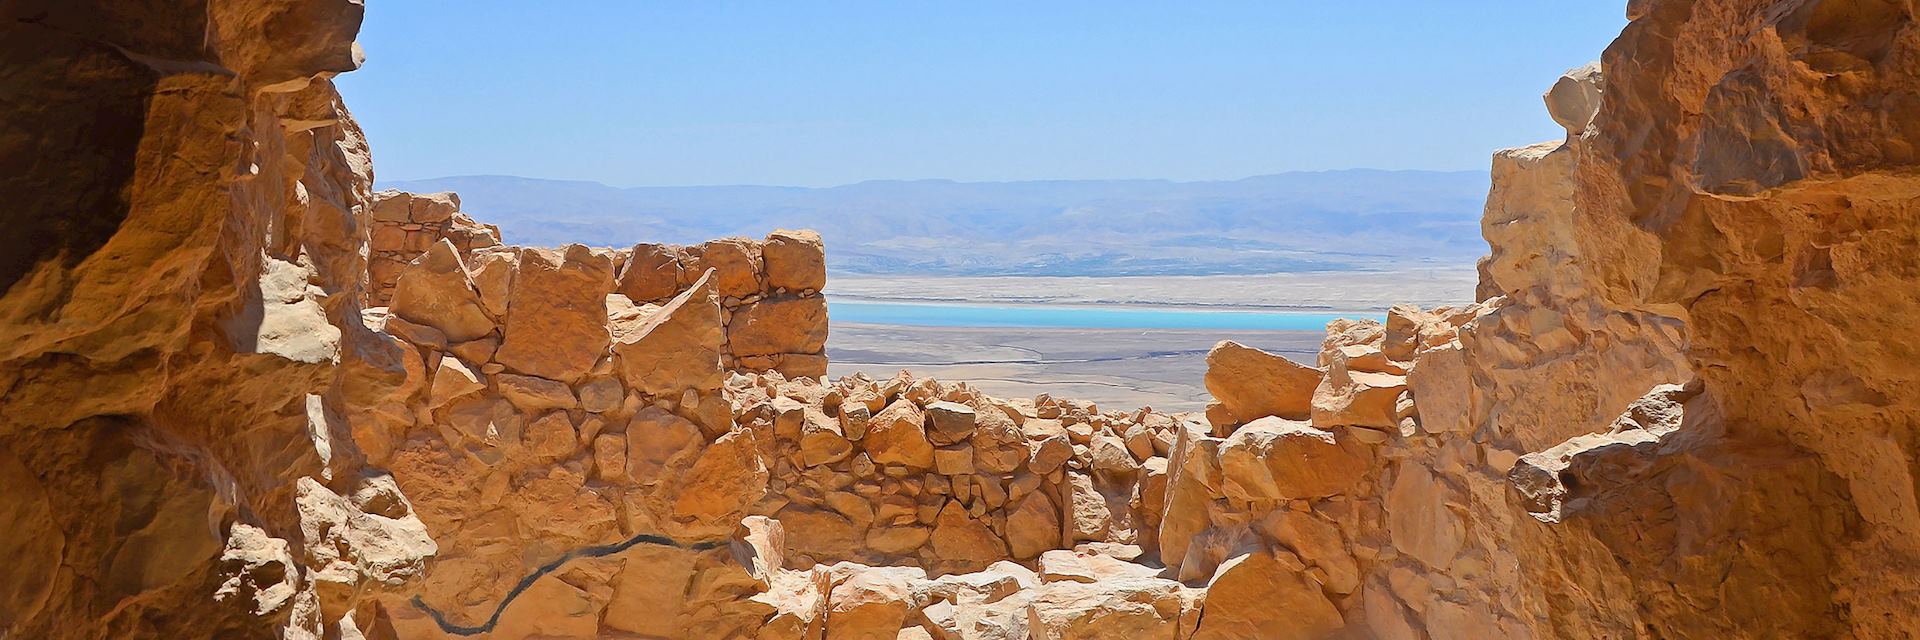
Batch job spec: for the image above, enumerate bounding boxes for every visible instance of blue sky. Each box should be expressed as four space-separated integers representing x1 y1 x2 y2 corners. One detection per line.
338 2 1626 188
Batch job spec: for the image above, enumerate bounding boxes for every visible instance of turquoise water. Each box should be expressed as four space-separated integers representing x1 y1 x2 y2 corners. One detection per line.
830 300 1367 331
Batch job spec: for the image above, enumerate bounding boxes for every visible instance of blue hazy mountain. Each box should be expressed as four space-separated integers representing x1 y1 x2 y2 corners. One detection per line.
384 170 1488 277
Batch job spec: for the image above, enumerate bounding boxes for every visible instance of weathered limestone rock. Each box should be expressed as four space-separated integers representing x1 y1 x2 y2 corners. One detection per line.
1406 342 1471 434
1217 417 1370 500
825 565 926 640
1064 472 1111 543
674 429 770 527
18 3 1920 639
1386 464 1463 570
1005 491 1062 559
1203 341 1320 424
614 271 726 397
494 245 615 382
685 238 763 298
388 239 496 342
1193 550 1342 639
617 242 685 302
865 399 935 469
427 357 485 409
1310 346 1406 430
626 407 706 484
1545 61 1602 137
763 229 827 292
494 372 577 412
729 295 830 357
931 500 1007 571
800 408 856 466
1024 577 1196 640
924 400 978 445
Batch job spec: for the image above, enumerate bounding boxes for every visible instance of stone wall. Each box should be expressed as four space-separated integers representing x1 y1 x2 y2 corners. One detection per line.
366 200 831 380
366 190 501 306
617 231 832 379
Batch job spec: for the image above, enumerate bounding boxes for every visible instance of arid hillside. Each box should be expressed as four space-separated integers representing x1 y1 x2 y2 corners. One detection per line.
3 1 1918 639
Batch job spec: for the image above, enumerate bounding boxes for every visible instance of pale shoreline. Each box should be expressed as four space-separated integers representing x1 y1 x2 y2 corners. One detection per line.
824 268 1479 313
821 270 1475 411
827 323 1326 413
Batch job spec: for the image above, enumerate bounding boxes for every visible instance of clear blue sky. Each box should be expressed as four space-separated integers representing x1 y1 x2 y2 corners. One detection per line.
338 2 1626 188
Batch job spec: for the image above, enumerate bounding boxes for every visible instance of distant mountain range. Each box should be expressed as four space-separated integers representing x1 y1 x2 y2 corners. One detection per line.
383 170 1489 277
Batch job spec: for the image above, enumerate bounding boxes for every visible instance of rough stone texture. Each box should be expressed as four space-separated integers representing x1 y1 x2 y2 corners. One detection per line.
763 229 827 292
365 190 500 306
614 270 726 397
615 242 684 302
1203 340 1321 426
385 239 496 343
493 244 614 383
729 294 830 357
12 2 1920 639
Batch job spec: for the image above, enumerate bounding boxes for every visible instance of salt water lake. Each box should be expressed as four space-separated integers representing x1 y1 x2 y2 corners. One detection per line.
828 299 1374 331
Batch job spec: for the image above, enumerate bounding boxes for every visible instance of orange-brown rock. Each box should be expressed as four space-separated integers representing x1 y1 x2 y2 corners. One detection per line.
614 270 726 396
864 399 935 470
1217 417 1371 500
15 2 1920 639
729 294 830 357
1203 340 1321 424
1192 550 1342 639
387 239 497 342
617 242 685 302
685 238 763 298
764 229 827 292
494 244 615 382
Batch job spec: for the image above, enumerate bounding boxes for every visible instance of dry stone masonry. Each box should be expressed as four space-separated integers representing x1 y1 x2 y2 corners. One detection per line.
4 1 1920 639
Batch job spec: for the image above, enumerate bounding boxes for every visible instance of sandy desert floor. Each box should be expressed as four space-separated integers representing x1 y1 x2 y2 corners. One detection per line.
825 269 1478 311
820 270 1472 412
827 323 1327 413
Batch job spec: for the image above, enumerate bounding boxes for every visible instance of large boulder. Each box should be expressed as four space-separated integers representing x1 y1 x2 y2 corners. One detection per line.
763 229 826 292
864 399 935 469
1310 346 1407 430
1216 417 1371 501
727 295 829 357
1387 464 1465 570
1024 577 1197 640
683 238 762 298
616 242 684 302
673 429 769 527
388 239 496 342
614 270 725 396
1204 341 1321 424
494 244 615 382
1193 550 1343 639
930 500 1007 571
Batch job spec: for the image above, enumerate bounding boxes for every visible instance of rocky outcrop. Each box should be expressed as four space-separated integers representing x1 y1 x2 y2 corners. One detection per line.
0 2 418 638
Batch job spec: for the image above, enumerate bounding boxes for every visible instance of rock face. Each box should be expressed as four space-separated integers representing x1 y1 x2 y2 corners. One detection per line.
8 1 1920 639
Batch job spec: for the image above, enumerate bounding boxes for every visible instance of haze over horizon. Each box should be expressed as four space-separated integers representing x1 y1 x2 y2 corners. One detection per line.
339 2 1626 188
388 168 1490 278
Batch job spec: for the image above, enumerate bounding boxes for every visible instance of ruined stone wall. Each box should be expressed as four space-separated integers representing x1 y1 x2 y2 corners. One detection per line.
366 190 502 306
617 232 832 379
367 200 832 379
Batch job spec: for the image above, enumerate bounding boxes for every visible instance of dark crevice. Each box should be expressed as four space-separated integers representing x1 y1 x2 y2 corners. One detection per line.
409 532 726 636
